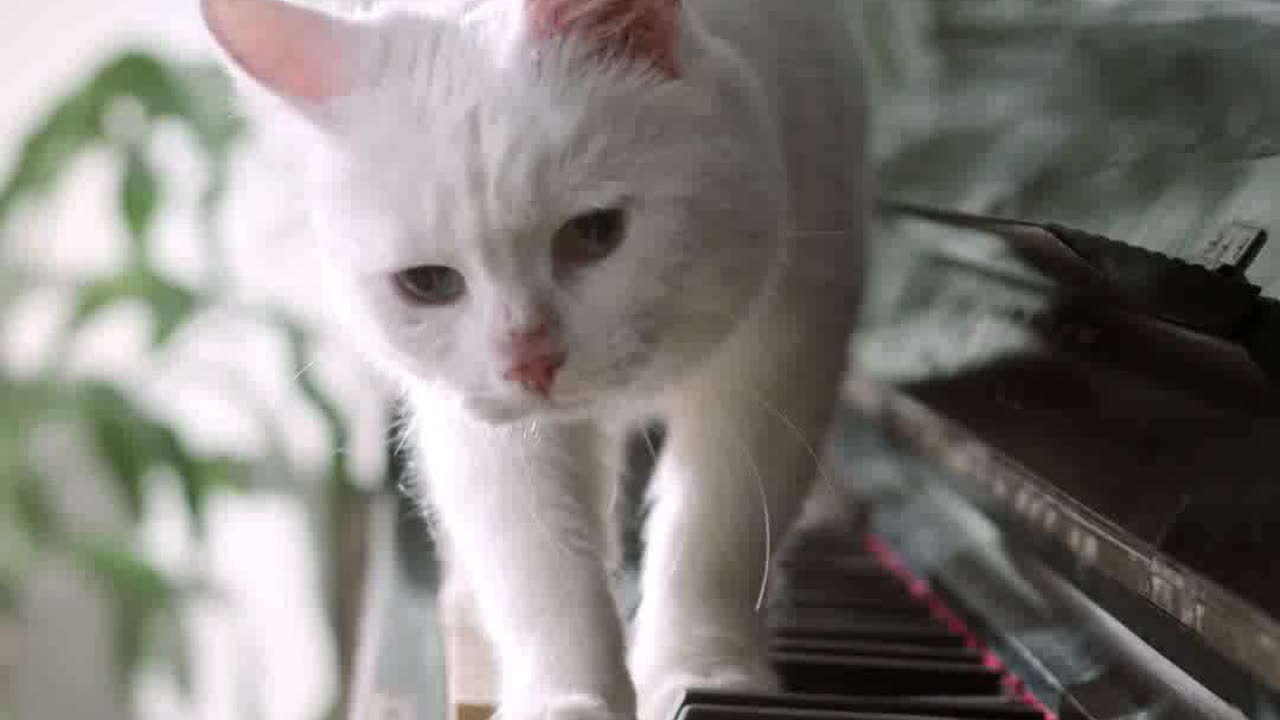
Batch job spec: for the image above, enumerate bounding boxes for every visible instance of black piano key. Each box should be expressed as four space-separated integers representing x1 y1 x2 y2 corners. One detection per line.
769 603 934 625
779 553 898 573
770 608 941 632
773 586 926 607
773 622 968 648
783 531 874 557
780 583 918 608
768 638 984 664
776 586 922 612
675 524 1049 720
773 653 1005 697
678 690 1043 720
779 567 917 592
677 704 955 720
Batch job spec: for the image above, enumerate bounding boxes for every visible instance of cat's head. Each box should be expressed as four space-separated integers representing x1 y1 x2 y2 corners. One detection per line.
204 0 785 423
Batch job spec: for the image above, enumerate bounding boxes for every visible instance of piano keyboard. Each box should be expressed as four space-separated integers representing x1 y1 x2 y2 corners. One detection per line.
357 407 1265 720
669 527 1052 720
436 520 1050 720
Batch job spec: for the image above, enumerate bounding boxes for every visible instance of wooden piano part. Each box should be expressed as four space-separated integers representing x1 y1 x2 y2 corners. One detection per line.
441 592 497 720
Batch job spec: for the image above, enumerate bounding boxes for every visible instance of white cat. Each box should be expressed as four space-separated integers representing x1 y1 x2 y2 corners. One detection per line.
202 1 868 718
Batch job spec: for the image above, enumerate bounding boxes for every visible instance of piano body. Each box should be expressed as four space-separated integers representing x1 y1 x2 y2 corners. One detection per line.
348 3 1280 719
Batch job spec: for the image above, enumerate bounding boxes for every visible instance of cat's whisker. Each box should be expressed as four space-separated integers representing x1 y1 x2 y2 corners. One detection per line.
743 388 838 499
392 393 422 458
712 415 774 613
291 358 318 381
394 414 419 458
641 426 660 467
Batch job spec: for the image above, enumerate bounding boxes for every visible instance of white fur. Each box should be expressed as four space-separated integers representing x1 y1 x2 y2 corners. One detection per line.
206 1 868 718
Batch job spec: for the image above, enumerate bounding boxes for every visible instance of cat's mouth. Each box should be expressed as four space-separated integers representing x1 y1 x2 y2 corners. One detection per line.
461 361 646 424
462 392 596 425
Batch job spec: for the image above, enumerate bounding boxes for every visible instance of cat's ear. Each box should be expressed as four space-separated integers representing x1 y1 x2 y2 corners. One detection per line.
202 0 385 103
526 0 681 75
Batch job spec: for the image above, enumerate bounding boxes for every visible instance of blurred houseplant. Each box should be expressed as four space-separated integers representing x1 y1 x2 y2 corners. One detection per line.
0 51 373 718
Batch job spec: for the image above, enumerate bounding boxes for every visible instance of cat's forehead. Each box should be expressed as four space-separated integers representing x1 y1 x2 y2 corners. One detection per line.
345 15 688 149
338 35 591 186
338 95 581 244
324 94 619 271
344 67 648 184
314 19 705 270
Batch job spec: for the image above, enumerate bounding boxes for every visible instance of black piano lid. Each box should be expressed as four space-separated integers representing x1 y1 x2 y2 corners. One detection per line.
856 3 1280 713
843 206 1280 713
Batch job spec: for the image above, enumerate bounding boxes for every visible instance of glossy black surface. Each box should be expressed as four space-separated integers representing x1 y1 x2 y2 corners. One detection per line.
857 217 1280 620
861 0 1280 703
827 413 1268 719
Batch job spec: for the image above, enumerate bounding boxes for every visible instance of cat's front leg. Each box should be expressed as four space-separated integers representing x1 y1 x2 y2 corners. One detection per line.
629 316 848 720
412 389 634 720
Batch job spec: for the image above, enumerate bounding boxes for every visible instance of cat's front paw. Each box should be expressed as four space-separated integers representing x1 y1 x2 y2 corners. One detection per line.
632 659 777 720
500 693 631 720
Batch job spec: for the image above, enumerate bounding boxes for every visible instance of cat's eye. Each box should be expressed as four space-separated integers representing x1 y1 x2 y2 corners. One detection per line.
553 208 627 267
393 265 466 305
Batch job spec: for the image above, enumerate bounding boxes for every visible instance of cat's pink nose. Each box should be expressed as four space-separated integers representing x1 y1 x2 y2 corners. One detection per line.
503 323 554 356
498 322 565 393
503 353 566 395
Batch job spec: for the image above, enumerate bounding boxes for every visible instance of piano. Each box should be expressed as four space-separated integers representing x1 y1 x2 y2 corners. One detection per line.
347 3 1280 719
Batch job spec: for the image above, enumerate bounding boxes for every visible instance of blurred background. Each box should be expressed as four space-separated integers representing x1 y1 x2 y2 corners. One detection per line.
4 1 1280 719
3 2 392 719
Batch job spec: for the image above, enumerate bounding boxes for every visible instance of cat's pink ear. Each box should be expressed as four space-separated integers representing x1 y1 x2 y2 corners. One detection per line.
202 0 381 102
527 0 681 75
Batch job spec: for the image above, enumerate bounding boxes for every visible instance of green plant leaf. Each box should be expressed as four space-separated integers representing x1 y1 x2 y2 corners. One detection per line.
0 572 16 615
168 62 246 161
72 380 258 531
71 534 177 686
122 151 158 259
0 377 75 431
0 47 258 703
87 54 184 121
153 427 203 528
81 383 156 520
11 466 57 542
0 53 178 225
69 271 200 348
0 91 99 222
153 427 253 536
196 457 254 494
0 467 53 612
69 275 134 333
0 51 245 242
142 275 200 347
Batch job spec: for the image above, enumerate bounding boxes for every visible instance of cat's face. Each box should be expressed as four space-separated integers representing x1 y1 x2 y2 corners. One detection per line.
205 0 784 423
